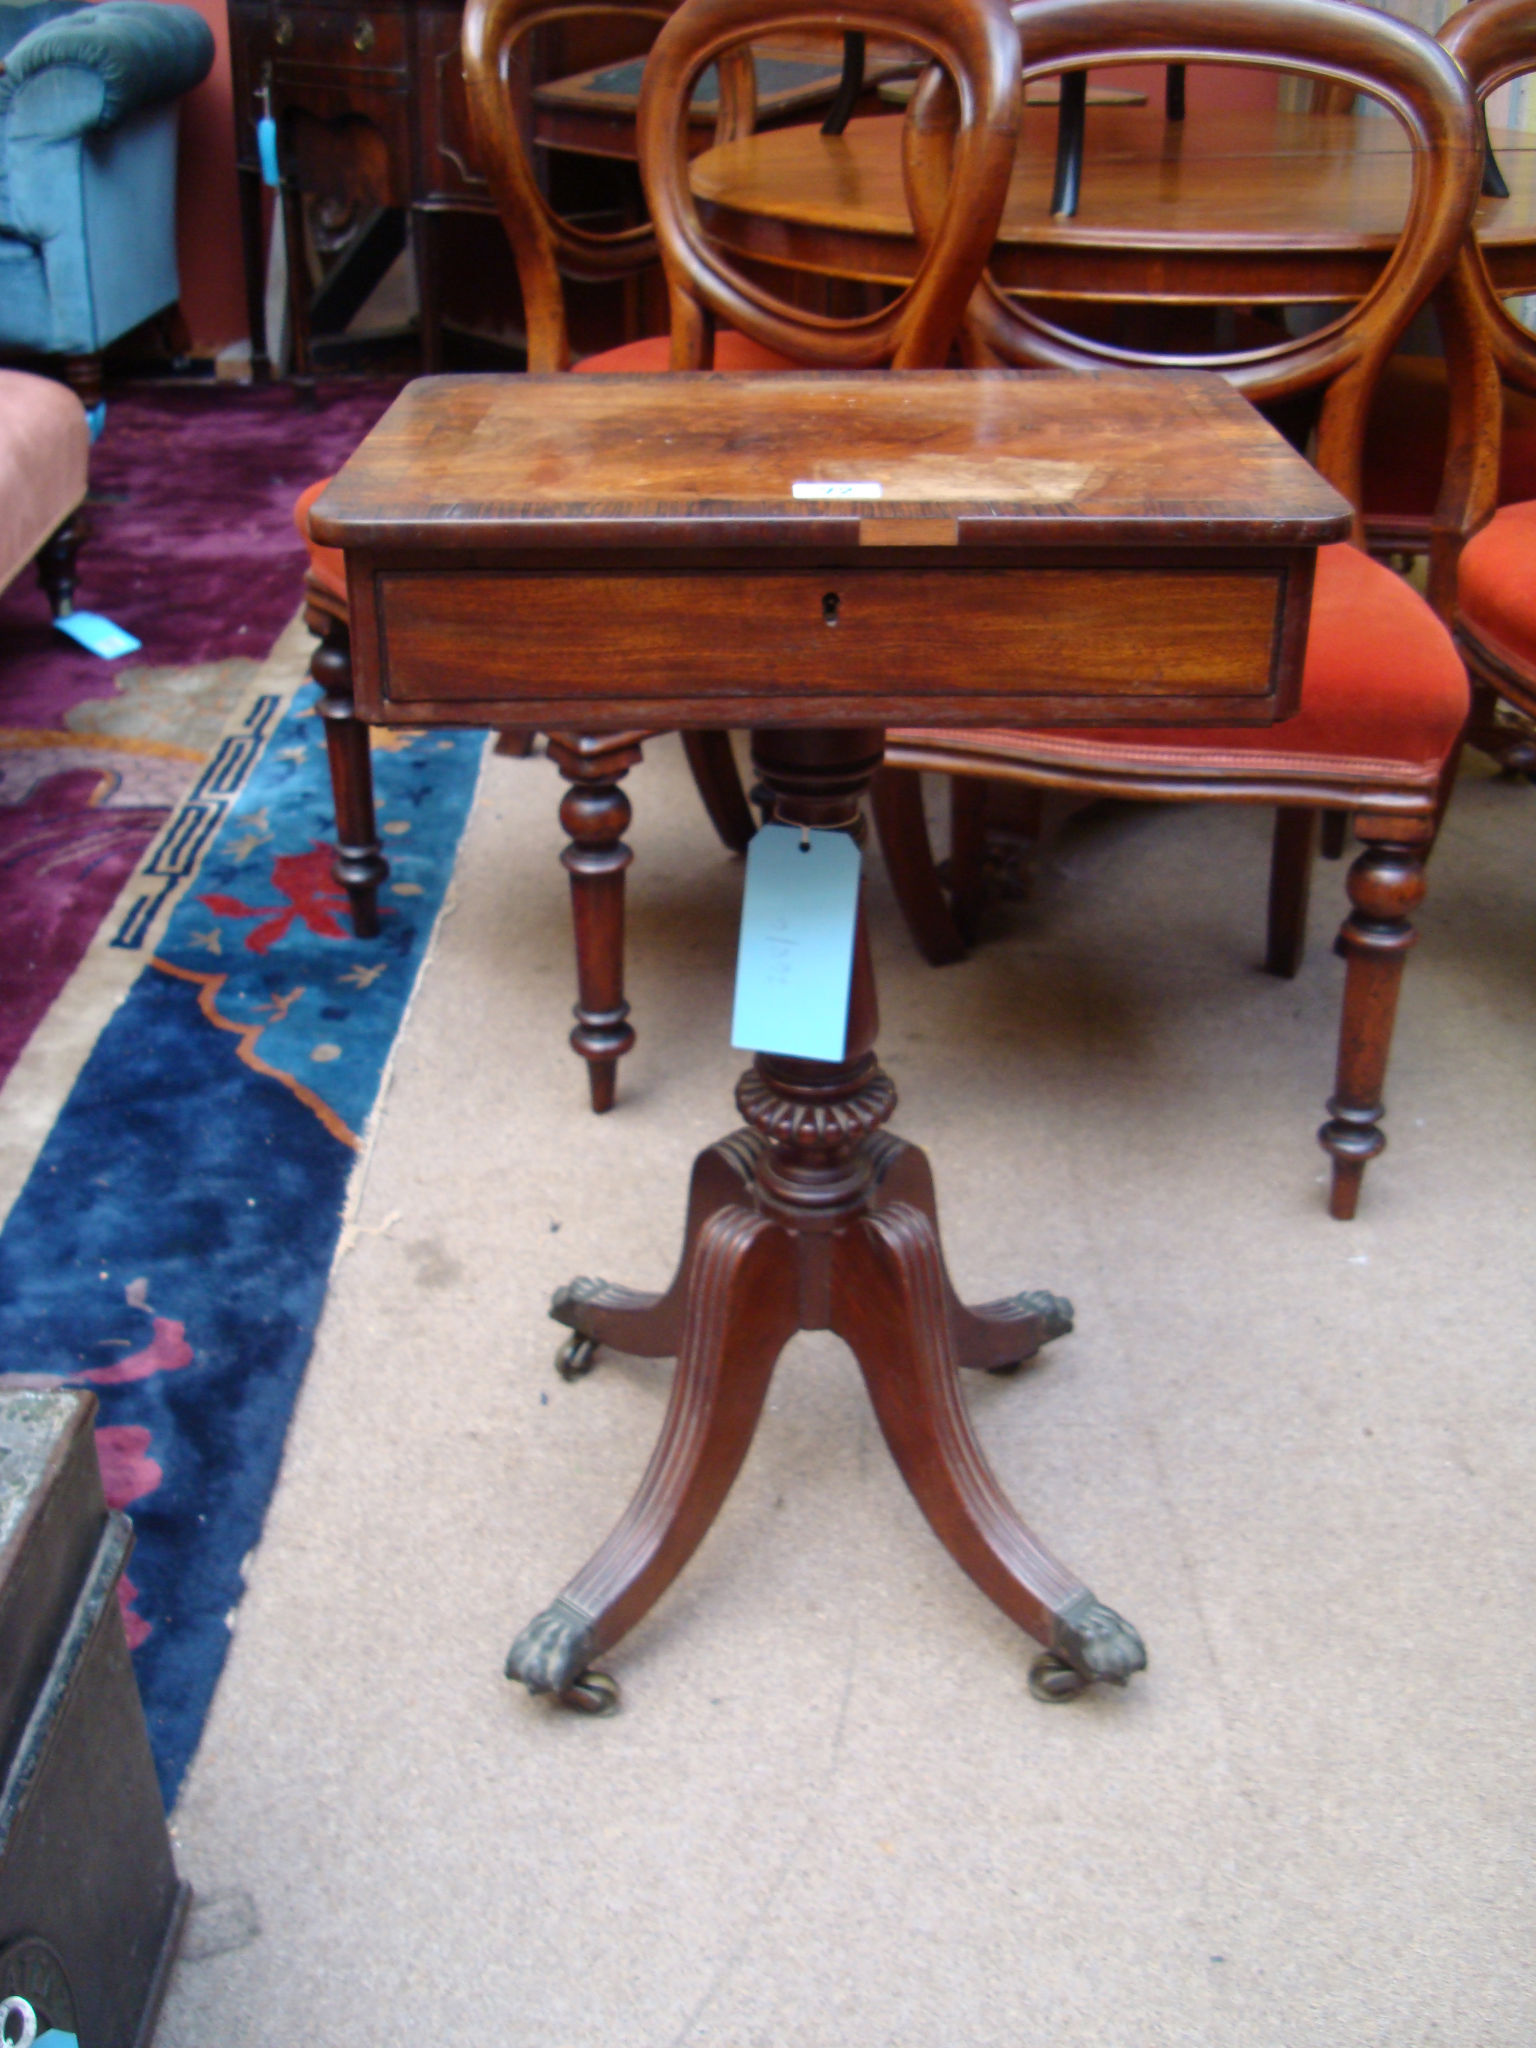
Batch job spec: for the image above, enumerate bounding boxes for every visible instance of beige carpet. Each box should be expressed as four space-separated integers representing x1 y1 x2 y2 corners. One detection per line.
157 730 1536 2047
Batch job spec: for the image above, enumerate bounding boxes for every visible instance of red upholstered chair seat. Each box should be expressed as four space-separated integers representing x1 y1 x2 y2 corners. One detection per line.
570 330 799 375
889 541 1469 795
295 475 345 601
1363 354 1536 523
1454 497 1536 676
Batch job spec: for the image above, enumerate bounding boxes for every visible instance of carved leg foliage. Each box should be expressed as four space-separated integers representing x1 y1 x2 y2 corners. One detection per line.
864 1135 1073 1374
1319 828 1427 1221
507 1206 799 1703
312 616 388 938
829 1202 1144 1691
549 1132 764 1364
551 737 641 1114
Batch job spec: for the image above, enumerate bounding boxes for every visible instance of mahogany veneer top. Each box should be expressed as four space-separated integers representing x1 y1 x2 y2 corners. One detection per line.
312 370 1351 554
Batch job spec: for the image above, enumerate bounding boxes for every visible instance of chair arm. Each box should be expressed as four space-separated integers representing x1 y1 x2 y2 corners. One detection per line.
0 2 213 134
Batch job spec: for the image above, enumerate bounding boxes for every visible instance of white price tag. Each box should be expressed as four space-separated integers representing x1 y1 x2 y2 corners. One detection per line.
791 481 883 501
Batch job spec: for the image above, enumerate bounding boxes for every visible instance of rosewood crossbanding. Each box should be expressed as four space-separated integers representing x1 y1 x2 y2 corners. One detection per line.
314 369 1349 1710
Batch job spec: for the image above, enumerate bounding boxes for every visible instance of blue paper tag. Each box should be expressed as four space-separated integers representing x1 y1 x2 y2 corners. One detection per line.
257 113 280 187
37 2032 79 2046
731 823 861 1063
54 611 141 659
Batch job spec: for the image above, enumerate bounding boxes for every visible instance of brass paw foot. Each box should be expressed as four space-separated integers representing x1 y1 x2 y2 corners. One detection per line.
982 1288 1074 1374
1021 1290 1074 1341
506 1596 598 1697
1042 1590 1147 1694
550 1276 611 1329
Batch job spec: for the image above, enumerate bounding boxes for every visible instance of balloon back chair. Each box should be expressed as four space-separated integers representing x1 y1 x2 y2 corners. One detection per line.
1361 0 1536 632
871 0 1480 1219
295 0 783 1113
636 0 1021 375
1426 0 1536 776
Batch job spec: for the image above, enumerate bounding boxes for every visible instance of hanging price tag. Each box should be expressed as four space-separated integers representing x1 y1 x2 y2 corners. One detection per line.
731 824 861 1063
257 83 279 186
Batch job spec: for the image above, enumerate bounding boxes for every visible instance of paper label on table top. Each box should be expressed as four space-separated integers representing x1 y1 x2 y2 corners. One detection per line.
789 458 1095 503
792 481 883 500
53 612 141 659
731 825 861 1064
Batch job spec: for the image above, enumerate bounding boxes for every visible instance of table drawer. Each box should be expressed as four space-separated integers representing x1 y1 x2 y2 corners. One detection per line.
367 563 1292 725
261 6 408 73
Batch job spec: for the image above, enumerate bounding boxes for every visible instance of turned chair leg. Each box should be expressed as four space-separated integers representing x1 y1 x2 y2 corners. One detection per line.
35 512 83 619
59 354 104 414
311 615 389 937
681 730 756 853
946 775 997 936
870 766 969 965
1318 820 1429 1220
548 733 643 1113
1463 677 1536 777
1265 805 1317 978
1319 811 1350 860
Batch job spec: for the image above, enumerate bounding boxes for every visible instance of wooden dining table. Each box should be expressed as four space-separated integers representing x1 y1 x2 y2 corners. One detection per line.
691 104 1536 304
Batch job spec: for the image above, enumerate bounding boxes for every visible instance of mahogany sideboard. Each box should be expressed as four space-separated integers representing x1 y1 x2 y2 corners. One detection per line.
230 0 506 384
227 4 858 388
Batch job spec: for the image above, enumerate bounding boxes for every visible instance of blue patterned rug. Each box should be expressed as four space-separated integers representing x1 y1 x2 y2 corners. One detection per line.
0 675 484 1803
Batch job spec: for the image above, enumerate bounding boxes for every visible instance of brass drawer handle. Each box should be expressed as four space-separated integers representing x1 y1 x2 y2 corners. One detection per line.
353 16 375 52
273 12 294 44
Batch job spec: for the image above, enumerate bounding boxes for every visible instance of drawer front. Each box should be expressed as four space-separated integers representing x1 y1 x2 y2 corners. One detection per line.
253 7 408 78
367 565 1290 726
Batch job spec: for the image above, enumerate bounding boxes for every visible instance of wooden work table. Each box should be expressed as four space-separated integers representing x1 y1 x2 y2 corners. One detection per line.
315 369 1349 1712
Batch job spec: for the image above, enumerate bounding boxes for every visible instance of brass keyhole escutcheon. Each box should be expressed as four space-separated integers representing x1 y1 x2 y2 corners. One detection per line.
273 12 294 44
353 16 375 51
822 592 840 626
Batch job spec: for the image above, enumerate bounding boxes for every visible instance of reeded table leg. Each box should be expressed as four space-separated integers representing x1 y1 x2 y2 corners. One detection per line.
865 1132 1073 1373
506 1205 800 1710
549 1132 763 1374
830 1201 1144 1698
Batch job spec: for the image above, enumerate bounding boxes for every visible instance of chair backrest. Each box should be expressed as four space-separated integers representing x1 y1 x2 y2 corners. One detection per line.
942 0 1479 519
462 0 759 371
637 0 1022 369
1431 0 1536 559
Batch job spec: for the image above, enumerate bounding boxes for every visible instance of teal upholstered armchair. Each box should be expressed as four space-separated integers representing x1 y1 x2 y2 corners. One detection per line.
0 0 214 418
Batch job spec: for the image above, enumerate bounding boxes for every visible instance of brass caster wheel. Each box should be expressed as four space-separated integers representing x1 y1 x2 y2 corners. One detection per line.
560 1669 620 1716
1028 1652 1090 1703
556 1334 600 1381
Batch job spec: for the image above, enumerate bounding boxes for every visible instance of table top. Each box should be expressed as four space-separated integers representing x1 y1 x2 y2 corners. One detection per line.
691 109 1536 301
313 369 1350 555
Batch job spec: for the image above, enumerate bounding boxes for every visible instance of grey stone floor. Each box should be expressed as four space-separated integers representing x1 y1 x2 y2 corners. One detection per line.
157 732 1535 2047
